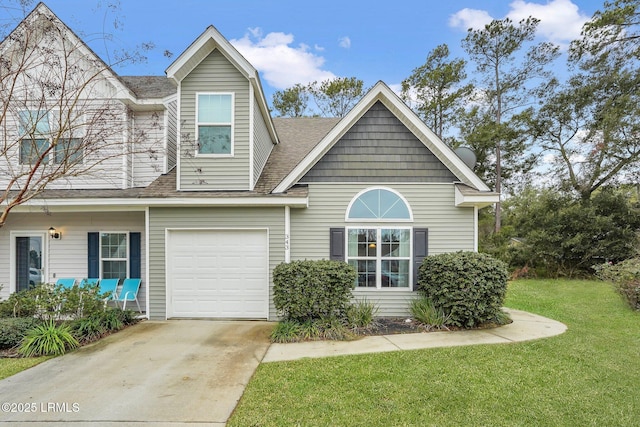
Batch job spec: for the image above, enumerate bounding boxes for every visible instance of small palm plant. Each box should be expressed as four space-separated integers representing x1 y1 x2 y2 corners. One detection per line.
18 320 79 357
410 297 451 331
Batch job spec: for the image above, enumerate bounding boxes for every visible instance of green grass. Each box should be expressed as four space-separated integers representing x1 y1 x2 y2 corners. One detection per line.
229 280 640 426
0 356 51 380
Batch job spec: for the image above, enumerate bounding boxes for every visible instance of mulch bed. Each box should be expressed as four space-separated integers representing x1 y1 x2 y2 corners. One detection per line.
354 317 512 336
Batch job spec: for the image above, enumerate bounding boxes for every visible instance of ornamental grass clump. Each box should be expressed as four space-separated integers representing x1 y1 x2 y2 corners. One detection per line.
18 320 79 357
418 251 509 328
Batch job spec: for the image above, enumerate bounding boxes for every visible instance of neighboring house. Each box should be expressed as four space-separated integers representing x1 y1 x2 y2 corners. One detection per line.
0 3 498 320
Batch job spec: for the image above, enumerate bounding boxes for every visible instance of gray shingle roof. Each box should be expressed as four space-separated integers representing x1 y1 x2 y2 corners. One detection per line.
254 117 340 193
26 117 340 201
120 76 177 99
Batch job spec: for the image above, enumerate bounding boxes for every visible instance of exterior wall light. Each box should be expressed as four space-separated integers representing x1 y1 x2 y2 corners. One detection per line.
49 227 61 240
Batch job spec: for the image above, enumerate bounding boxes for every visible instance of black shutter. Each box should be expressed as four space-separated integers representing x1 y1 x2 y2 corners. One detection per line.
413 228 428 291
129 232 141 278
87 232 99 278
329 228 345 261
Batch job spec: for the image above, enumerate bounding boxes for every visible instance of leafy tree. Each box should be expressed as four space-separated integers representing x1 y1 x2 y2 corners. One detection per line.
462 17 560 232
496 187 640 277
529 1 640 200
308 77 366 118
571 0 640 64
400 44 472 141
0 1 157 228
271 83 309 117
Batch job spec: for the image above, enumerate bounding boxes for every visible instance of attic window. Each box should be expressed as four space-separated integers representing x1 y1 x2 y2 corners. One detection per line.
346 187 412 221
196 93 233 155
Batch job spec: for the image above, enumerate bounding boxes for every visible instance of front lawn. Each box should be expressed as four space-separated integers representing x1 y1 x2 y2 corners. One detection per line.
229 280 640 426
0 356 50 380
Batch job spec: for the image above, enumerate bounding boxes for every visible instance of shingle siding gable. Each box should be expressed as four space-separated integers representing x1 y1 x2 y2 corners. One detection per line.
299 101 457 183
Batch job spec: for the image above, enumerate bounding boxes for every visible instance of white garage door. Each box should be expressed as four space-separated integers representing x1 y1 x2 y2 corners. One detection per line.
167 229 268 319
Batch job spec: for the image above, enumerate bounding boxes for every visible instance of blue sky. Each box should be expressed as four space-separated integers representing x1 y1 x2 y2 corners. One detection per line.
6 0 605 99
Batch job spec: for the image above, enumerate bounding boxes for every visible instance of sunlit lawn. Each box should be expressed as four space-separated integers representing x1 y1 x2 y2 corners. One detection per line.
0 356 50 381
229 280 640 426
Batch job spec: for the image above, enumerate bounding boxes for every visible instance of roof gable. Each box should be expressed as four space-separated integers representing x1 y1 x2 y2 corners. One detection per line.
2 3 136 102
299 101 458 183
273 81 491 193
166 25 277 144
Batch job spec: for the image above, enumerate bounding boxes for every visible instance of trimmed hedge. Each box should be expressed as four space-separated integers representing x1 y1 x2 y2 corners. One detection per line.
418 251 509 328
273 260 356 322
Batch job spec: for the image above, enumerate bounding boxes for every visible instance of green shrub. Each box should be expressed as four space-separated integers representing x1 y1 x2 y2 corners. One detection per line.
418 251 509 328
0 289 38 318
18 320 79 357
270 320 303 343
0 317 41 349
345 299 379 329
99 308 124 331
596 259 640 310
70 316 106 343
273 260 357 322
409 297 450 330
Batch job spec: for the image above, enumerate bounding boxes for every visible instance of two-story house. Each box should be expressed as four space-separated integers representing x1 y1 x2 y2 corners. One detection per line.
0 3 498 320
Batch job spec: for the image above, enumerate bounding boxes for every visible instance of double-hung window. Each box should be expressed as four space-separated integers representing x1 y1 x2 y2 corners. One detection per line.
19 110 50 164
18 109 84 165
196 93 233 155
100 232 128 280
348 228 411 288
346 187 413 289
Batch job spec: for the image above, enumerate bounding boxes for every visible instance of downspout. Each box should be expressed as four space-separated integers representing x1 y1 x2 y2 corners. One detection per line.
285 206 291 263
474 206 479 252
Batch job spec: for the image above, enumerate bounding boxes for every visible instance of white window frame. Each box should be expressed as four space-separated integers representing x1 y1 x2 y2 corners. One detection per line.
18 109 85 165
346 226 413 290
99 231 129 280
195 92 234 157
345 186 413 222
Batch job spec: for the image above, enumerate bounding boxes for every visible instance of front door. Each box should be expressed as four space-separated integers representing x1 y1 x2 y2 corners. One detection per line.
15 235 44 292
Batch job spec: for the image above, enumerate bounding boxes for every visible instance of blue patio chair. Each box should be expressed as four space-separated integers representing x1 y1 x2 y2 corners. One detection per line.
55 278 76 289
116 278 142 312
97 278 119 302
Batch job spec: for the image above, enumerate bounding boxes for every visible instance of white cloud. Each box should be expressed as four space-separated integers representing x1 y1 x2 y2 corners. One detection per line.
231 28 335 89
507 0 589 45
449 8 493 31
449 0 590 46
338 36 351 49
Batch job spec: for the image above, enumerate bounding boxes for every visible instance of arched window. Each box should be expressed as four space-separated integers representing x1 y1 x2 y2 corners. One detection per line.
346 187 412 221
344 188 414 289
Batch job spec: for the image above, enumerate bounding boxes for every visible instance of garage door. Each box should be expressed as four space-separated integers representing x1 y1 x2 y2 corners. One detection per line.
167 229 268 318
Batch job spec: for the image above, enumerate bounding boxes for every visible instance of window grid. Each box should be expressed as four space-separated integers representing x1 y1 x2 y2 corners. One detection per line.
18 110 84 165
100 232 128 280
196 93 233 156
347 227 411 289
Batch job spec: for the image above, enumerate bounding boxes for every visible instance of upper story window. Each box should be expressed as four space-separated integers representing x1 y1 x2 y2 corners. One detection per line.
18 109 83 165
196 93 233 156
346 187 412 221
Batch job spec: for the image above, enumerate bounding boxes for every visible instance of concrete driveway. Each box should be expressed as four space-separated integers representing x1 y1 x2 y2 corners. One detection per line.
0 320 274 426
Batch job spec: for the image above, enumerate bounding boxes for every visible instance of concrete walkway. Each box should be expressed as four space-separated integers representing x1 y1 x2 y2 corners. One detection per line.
263 308 567 362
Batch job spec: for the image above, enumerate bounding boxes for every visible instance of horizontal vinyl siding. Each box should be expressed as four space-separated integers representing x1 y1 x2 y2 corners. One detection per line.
0 101 129 190
0 212 146 308
253 96 274 187
178 49 251 190
148 207 285 320
132 110 166 187
290 183 475 316
166 100 178 171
